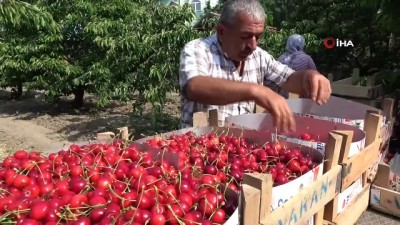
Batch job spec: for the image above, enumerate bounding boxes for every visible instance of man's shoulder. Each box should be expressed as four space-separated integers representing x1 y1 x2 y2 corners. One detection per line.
253 47 275 61
184 35 217 51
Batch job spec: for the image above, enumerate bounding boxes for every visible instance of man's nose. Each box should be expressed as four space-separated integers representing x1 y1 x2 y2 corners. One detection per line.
247 36 258 51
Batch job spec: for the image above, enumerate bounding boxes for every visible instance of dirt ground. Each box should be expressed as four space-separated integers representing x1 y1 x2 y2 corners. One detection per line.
0 89 181 158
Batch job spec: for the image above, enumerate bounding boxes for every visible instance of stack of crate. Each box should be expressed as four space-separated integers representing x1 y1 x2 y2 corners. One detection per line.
329 68 384 107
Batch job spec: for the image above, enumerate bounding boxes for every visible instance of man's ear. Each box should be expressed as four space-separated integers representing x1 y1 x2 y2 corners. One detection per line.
216 24 225 36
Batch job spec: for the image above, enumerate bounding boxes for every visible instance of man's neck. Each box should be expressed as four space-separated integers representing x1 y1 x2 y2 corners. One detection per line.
216 35 244 76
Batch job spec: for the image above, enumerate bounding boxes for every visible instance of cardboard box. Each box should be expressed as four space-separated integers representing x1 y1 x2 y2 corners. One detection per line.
225 113 366 157
286 96 388 130
370 163 400 217
337 177 363 214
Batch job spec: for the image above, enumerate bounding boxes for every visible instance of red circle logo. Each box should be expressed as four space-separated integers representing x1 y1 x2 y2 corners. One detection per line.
324 37 336 49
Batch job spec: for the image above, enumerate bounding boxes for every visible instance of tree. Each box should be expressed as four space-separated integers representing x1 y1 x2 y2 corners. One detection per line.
0 0 61 99
361 0 400 34
1 0 203 111
81 0 202 113
272 0 391 76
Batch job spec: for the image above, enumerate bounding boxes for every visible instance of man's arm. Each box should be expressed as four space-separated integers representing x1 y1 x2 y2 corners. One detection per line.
282 70 332 104
185 76 295 132
281 70 308 95
184 76 260 105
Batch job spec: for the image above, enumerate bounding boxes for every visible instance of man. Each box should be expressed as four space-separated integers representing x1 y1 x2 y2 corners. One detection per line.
179 0 331 133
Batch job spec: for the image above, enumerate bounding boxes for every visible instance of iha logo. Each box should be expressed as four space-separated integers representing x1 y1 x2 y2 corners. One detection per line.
323 37 354 49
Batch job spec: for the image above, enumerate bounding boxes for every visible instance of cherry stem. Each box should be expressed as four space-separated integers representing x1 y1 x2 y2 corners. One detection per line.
166 204 186 225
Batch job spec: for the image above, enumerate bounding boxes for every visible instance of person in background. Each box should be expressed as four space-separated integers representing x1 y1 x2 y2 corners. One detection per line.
179 0 331 133
266 34 318 98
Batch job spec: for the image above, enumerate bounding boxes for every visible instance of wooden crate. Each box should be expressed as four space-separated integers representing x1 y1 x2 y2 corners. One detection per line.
238 112 383 225
129 108 343 225
322 112 383 224
240 132 344 225
329 68 383 100
369 164 400 217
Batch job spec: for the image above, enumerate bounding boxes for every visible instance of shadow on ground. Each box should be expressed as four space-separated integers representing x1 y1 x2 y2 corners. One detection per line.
51 113 180 142
0 89 181 143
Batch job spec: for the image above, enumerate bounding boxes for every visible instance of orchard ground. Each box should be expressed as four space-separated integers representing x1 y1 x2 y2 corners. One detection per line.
0 88 181 158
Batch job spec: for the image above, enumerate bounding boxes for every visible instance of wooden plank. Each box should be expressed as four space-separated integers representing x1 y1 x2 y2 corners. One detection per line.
322 221 336 225
96 131 115 142
334 77 352 85
243 173 273 224
256 104 267 113
380 120 394 144
324 133 343 171
117 126 129 141
241 184 261 225
314 212 324 225
332 85 379 99
366 75 376 87
331 131 353 164
323 193 340 222
335 97 378 107
364 112 382 146
363 112 383 182
263 165 342 225
288 93 300 99
331 69 383 99
208 109 219 126
341 140 381 190
379 98 395 143
193 112 208 127
332 184 371 225
328 73 334 82
352 68 360 83
320 133 343 222
381 98 394 119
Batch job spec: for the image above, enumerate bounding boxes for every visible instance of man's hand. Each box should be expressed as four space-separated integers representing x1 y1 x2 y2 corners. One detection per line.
252 85 295 133
302 71 332 105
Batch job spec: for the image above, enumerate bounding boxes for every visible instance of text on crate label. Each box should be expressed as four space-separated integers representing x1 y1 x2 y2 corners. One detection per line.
385 196 400 210
392 197 400 210
371 191 400 210
275 176 335 225
277 136 325 153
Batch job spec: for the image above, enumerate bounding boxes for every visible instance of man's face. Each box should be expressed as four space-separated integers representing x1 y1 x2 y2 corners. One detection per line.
217 12 265 62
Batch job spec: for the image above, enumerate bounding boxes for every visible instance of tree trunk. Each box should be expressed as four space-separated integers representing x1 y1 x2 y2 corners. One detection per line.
73 86 85 108
389 33 396 52
11 82 23 100
16 82 23 99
